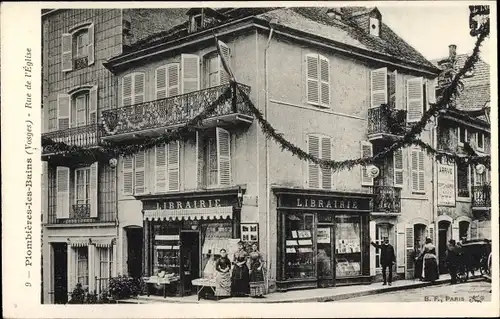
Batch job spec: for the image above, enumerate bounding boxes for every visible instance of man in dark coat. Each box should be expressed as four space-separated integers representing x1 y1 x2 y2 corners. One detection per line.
446 239 459 284
371 237 396 285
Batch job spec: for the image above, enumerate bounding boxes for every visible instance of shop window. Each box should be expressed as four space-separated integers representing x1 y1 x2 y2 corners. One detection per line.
196 128 231 188
375 223 394 269
457 163 470 198
335 215 362 277
284 213 315 280
76 247 89 288
61 23 95 72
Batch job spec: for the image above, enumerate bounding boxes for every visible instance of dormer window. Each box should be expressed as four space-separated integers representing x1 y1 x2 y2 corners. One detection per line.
189 14 204 33
369 17 380 37
187 8 227 34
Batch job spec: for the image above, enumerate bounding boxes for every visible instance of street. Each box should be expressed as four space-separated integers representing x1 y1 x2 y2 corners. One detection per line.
338 280 492 302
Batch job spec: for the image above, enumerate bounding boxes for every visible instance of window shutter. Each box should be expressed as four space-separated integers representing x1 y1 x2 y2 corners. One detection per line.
181 54 200 94
56 166 70 219
396 223 406 271
134 151 146 195
307 135 320 188
196 131 206 189
167 63 180 97
321 136 332 189
370 67 387 108
369 220 376 276
216 127 231 186
393 148 404 187
388 70 397 108
57 94 70 130
406 77 424 122
87 24 95 66
121 156 134 196
319 55 330 106
405 225 414 274
218 41 231 85
155 66 167 99
410 149 419 192
122 75 133 107
61 33 73 72
89 162 98 218
167 141 180 191
306 54 319 104
427 224 435 244
418 151 425 192
133 73 145 104
154 144 167 193
361 141 374 186
89 85 98 124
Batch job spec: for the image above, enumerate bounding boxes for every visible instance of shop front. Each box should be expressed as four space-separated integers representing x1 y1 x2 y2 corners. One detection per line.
139 188 243 297
274 188 373 291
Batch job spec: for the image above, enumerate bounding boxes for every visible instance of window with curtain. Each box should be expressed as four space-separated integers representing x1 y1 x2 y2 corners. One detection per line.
76 247 89 287
75 167 90 206
205 52 220 88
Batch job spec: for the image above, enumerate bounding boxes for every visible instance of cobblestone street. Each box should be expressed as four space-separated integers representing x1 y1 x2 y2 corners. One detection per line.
337 280 492 302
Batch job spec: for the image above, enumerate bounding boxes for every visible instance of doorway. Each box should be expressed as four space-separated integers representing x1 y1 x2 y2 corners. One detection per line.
317 224 334 287
180 231 200 296
413 224 427 251
438 221 451 274
52 243 68 304
127 228 143 278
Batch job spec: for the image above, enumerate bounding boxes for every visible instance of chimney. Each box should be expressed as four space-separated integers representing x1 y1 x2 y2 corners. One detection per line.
449 44 457 59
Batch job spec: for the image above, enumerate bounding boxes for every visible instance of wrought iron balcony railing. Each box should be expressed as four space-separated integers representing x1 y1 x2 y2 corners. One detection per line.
72 204 91 218
42 123 103 153
472 185 491 208
101 83 252 137
373 186 401 213
368 105 407 137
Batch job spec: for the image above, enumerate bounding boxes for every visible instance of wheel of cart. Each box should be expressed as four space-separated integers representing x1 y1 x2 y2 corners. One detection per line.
459 239 492 279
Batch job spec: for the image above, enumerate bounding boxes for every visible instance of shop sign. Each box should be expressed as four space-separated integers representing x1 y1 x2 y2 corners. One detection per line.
143 196 238 211
437 163 455 206
278 194 371 212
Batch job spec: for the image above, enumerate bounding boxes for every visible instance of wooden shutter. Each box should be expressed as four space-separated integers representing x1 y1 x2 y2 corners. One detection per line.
61 33 73 72
369 220 376 276
122 75 133 107
370 67 387 108
418 150 425 192
393 148 404 187
89 162 98 218
87 24 95 66
307 135 320 188
89 85 98 123
57 94 70 130
306 54 319 104
427 224 435 244
319 55 330 106
167 63 180 97
218 41 231 85
396 222 406 272
196 131 206 189
134 151 146 195
56 166 70 219
216 127 231 186
154 144 167 193
410 149 419 192
167 141 180 191
388 70 397 108
405 225 414 276
361 142 374 186
406 77 423 122
122 156 134 196
155 66 167 99
321 136 332 189
133 73 145 104
181 54 200 93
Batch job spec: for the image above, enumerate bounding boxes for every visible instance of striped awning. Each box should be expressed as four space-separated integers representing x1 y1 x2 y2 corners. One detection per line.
68 238 114 247
143 206 233 221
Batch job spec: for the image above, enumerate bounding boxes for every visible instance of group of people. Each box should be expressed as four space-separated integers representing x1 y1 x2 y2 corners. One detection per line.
204 241 266 299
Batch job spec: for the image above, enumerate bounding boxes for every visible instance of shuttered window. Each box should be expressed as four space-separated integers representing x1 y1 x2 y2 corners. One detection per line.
410 149 425 193
181 54 200 93
406 77 424 122
370 68 387 108
216 127 231 186
121 156 134 196
307 134 332 189
56 166 70 218
393 148 404 187
154 142 181 193
155 63 180 99
134 151 147 195
306 53 330 107
122 72 145 107
360 142 374 186
61 24 95 72
197 128 232 189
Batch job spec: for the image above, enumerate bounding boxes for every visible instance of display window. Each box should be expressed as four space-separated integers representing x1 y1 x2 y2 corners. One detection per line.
335 215 362 277
284 213 315 280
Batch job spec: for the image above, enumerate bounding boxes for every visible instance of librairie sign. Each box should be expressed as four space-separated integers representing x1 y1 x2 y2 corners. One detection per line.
143 196 238 211
277 193 371 212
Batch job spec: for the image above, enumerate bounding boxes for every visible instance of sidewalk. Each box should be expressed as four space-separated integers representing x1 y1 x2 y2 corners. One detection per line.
119 274 485 304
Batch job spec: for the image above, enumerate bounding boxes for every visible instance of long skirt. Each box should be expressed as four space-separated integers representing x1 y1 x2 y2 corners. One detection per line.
423 256 439 282
231 265 250 296
249 269 266 297
215 271 231 297
415 258 424 280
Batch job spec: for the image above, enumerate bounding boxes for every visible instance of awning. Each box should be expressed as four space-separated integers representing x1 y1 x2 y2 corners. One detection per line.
143 206 233 221
68 238 114 247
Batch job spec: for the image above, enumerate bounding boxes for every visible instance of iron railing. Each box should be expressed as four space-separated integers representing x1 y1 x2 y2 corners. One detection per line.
368 106 407 136
42 123 103 151
72 204 91 218
373 186 401 213
101 83 252 136
472 185 491 207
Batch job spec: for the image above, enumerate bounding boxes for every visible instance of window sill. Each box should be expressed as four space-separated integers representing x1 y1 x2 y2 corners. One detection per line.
411 192 426 196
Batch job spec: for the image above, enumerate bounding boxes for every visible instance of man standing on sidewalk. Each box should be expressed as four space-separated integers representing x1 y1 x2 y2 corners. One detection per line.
446 239 459 284
371 237 396 286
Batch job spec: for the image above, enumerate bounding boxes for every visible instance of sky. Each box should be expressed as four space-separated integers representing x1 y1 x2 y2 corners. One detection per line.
378 4 492 64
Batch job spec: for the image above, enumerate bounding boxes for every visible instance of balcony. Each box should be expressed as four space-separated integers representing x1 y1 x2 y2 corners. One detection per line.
368 105 407 142
47 204 115 225
42 123 103 155
472 185 491 208
101 83 252 142
372 186 401 214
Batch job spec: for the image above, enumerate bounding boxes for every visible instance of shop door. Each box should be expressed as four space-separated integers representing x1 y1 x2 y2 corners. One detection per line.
316 225 335 287
127 228 143 278
180 231 200 295
52 243 68 304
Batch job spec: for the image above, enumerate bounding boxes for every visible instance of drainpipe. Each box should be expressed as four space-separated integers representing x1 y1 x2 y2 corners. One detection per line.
264 20 275 292
114 160 119 277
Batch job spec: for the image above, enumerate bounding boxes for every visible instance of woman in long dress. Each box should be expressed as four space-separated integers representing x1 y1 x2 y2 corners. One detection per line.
231 241 250 297
214 249 231 298
203 250 217 280
248 243 266 298
421 238 439 282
